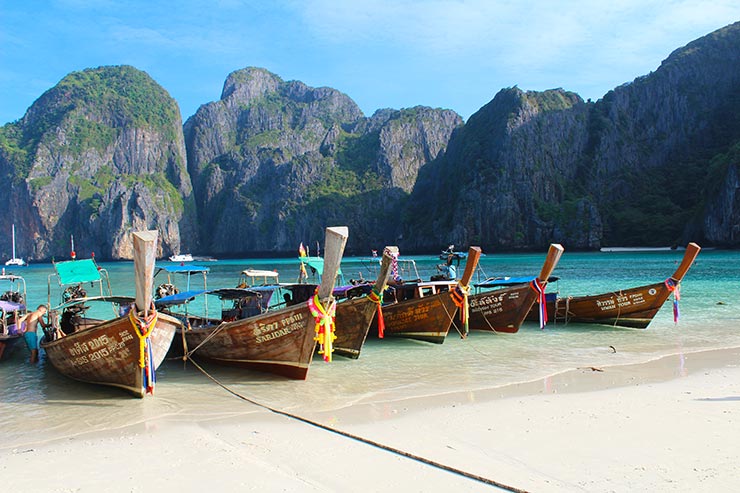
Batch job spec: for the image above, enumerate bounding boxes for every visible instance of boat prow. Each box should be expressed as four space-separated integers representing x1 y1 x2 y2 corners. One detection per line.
468 243 564 333
175 226 349 379
376 246 482 343
41 231 180 397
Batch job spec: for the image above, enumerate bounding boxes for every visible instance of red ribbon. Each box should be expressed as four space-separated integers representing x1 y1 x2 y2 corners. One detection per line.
368 286 385 338
529 279 548 330
665 278 680 323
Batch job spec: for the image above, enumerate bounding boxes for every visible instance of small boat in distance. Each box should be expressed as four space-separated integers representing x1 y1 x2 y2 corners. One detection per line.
5 224 25 267
600 246 678 253
169 253 194 262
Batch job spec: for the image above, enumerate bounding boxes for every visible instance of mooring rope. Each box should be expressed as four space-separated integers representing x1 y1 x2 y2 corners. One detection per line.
185 356 530 493
441 294 503 361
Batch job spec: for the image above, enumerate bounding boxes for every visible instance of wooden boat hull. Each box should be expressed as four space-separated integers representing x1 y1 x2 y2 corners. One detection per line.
527 281 673 329
468 284 538 333
333 296 377 359
180 303 318 380
371 293 459 344
40 312 180 397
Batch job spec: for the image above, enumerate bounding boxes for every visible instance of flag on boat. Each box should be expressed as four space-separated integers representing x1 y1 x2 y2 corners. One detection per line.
298 242 308 281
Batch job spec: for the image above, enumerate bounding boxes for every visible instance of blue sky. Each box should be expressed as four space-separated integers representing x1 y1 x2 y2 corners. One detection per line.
1 1 738 125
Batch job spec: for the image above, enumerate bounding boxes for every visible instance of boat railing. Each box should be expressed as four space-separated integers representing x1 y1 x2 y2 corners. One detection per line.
153 264 210 318
47 259 115 317
354 257 421 283
0 274 27 307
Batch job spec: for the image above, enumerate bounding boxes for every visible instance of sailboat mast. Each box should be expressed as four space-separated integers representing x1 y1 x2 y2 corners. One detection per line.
11 224 16 259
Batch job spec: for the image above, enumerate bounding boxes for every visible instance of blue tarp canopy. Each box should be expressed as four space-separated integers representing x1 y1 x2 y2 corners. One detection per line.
154 289 207 307
155 265 210 274
154 287 278 308
475 276 559 288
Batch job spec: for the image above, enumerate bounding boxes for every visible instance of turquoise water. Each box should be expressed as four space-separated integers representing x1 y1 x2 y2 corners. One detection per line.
1 248 737 448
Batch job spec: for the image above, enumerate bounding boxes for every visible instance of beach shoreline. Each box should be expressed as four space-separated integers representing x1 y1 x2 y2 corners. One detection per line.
3 345 740 492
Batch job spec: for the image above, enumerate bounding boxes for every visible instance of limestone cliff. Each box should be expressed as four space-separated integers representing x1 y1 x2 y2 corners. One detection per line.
2 22 739 256
0 65 195 260
184 67 462 254
405 21 740 250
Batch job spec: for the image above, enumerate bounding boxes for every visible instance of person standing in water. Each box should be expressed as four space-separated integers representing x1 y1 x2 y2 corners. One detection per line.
18 305 50 364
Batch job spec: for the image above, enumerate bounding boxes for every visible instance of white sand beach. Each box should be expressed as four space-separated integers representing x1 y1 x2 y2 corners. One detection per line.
3 347 740 492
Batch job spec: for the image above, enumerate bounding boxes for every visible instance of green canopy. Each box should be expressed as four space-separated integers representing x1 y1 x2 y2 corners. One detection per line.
54 259 102 285
300 256 343 278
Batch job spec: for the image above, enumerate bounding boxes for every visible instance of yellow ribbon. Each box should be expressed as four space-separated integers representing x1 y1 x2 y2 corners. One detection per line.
129 307 158 368
451 283 470 336
308 293 336 362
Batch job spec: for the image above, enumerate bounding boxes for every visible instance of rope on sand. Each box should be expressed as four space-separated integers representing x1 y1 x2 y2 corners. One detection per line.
186 357 530 493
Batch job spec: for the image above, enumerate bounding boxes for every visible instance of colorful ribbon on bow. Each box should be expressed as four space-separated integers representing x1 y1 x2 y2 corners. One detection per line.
308 290 336 362
665 278 681 323
384 247 400 281
368 285 386 338
529 279 548 330
129 304 158 394
451 283 470 336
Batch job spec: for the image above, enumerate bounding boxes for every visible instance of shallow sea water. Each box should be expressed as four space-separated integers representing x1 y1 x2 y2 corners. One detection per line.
1 248 738 448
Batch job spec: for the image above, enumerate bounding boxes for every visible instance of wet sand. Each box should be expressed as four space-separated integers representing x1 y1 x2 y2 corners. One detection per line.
3 347 740 492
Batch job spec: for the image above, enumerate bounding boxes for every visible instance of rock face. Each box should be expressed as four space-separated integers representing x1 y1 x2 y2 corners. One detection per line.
0 66 195 260
2 22 740 257
184 67 462 254
405 21 740 250
405 88 595 250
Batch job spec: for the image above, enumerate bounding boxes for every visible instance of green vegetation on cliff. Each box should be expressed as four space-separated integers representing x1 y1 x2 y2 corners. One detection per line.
55 66 179 135
0 65 181 182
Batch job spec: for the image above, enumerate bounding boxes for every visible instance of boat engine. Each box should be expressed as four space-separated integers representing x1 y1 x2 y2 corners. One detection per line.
0 290 23 304
62 285 87 302
155 283 179 300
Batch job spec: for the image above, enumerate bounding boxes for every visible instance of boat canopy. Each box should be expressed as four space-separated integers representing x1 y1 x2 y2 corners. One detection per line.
210 287 276 299
241 269 279 279
475 276 559 288
53 259 102 285
154 286 278 308
156 265 210 275
299 257 343 277
332 283 373 299
0 274 25 282
51 295 136 311
154 289 208 308
0 300 25 312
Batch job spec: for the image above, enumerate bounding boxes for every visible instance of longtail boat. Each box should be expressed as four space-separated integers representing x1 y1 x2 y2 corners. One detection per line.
174 226 349 380
372 246 482 343
0 274 27 360
467 243 564 333
270 250 393 359
330 249 394 358
40 231 181 397
527 242 701 328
